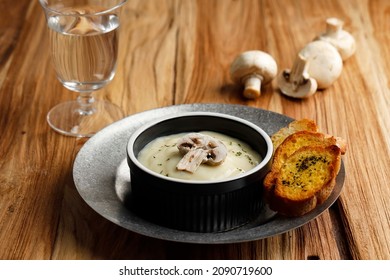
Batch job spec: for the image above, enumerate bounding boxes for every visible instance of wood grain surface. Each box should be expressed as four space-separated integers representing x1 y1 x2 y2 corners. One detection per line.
1 0 390 260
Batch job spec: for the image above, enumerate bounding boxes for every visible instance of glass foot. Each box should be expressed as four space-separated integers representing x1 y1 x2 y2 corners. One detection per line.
47 100 125 137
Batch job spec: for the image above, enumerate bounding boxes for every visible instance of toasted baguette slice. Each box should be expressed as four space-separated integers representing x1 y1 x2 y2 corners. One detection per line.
271 119 319 152
271 131 342 172
264 145 341 217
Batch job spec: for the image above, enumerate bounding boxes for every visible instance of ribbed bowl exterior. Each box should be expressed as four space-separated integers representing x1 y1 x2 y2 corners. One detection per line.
128 162 268 232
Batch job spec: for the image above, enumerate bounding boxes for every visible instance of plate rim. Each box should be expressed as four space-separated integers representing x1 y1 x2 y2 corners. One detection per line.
73 103 345 244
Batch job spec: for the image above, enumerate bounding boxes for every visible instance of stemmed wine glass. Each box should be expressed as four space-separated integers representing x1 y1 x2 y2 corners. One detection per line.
39 0 127 137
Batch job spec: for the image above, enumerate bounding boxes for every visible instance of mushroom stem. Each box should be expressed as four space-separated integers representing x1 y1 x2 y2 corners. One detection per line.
278 53 317 99
176 149 208 173
243 74 262 98
287 54 310 91
325 17 343 36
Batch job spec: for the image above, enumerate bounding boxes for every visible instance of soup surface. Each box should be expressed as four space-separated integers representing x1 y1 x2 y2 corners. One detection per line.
137 131 261 181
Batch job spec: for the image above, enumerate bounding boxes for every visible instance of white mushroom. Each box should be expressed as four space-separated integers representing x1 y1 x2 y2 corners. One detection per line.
230 50 277 99
277 54 318 98
298 41 343 89
176 133 228 173
315 17 356 61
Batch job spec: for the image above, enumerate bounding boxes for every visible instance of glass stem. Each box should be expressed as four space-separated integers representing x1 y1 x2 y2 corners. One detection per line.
77 92 96 116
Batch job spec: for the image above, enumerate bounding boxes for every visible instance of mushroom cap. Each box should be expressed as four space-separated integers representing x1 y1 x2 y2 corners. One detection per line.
314 18 356 61
230 50 277 84
277 70 318 99
316 32 356 61
299 41 343 89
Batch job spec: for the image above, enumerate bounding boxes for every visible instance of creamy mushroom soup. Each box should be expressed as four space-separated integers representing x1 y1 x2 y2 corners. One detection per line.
137 131 261 181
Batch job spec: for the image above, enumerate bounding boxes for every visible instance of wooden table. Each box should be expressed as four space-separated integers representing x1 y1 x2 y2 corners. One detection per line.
1 0 390 260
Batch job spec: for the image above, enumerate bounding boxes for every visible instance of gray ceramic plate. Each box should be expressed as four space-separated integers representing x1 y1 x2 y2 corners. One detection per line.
73 103 345 244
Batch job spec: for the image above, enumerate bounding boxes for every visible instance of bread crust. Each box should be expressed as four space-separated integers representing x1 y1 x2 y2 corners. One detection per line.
271 119 346 155
264 144 342 217
271 119 319 152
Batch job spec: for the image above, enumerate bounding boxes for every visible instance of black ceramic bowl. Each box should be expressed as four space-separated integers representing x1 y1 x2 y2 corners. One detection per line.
126 112 273 233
